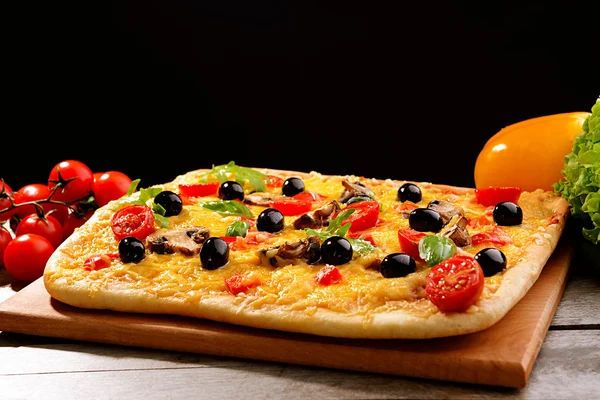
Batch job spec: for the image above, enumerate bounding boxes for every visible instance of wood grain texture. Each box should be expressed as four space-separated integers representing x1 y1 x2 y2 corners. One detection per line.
552 266 600 328
0 330 598 400
0 242 573 388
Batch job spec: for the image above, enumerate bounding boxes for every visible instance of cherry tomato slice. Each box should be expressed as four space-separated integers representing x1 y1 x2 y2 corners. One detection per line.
426 255 485 312
336 200 380 233
292 191 325 202
111 204 156 241
270 197 312 216
178 182 220 197
470 226 512 246
265 175 284 188
83 253 119 271
397 229 426 260
224 273 261 294
474 187 522 207
314 265 343 286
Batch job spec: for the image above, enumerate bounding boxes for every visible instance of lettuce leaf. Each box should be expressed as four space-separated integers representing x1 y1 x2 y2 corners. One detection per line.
554 96 600 244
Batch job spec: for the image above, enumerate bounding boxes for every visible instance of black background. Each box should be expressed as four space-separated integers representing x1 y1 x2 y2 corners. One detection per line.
2 1 597 190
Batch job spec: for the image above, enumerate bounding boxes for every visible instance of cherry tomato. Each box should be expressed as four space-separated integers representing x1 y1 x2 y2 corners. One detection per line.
0 227 13 268
426 255 485 312
48 160 94 203
474 186 522 207
270 197 312 216
224 273 261 294
111 204 156 241
335 200 380 233
8 183 68 224
3 233 55 282
92 171 133 207
83 253 119 271
0 181 13 222
397 229 426 260
265 175 284 188
178 182 220 197
474 112 590 192
15 214 64 249
314 265 343 286
62 208 95 240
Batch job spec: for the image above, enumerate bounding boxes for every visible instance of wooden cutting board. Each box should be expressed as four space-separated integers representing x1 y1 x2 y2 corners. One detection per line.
0 240 572 388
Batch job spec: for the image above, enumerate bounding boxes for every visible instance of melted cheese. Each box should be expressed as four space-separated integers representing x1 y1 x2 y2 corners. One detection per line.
46 170 562 316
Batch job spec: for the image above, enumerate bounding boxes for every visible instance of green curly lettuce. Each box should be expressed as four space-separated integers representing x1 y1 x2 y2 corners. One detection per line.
553 96 600 244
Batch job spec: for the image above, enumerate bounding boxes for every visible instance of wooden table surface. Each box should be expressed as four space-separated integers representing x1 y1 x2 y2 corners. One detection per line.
1 254 599 400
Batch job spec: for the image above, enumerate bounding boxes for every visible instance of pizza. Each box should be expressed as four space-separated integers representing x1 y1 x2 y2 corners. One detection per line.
43 162 569 339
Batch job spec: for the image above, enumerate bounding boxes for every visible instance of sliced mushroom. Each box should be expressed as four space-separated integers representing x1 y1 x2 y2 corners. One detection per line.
258 236 321 267
244 192 274 207
146 226 210 256
293 200 341 230
339 180 374 204
427 200 465 225
439 214 472 247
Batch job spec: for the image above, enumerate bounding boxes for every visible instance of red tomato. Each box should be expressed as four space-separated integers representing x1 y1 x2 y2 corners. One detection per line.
347 231 377 246
0 227 13 268
314 265 343 286
474 187 522 207
178 182 220 197
111 204 156 241
270 197 312 216
0 181 13 222
83 253 119 271
3 233 55 282
219 236 238 244
48 160 94 203
92 171 133 207
224 273 261 295
15 214 64 249
12 184 50 219
292 191 325 202
397 229 426 260
265 175 284 188
336 200 380 233
62 209 95 240
471 226 512 246
426 255 485 312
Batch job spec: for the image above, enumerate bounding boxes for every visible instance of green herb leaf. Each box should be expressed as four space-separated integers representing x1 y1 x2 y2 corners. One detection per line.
345 196 371 205
418 235 456 266
154 213 170 228
347 238 375 254
199 200 253 217
126 179 141 196
304 208 374 254
325 209 355 234
199 161 267 192
225 220 251 237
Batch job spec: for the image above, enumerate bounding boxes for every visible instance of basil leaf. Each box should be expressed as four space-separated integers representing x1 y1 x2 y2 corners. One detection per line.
303 208 375 254
325 209 355 234
199 200 253 217
154 213 170 228
418 235 456 266
226 220 251 237
345 196 371 205
126 179 141 196
347 238 375 254
151 202 166 216
199 161 267 192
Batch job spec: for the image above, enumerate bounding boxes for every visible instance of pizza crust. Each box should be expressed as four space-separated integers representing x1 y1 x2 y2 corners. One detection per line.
43 168 569 339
